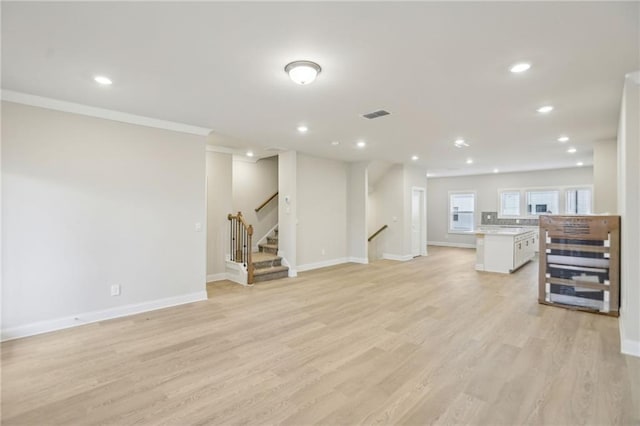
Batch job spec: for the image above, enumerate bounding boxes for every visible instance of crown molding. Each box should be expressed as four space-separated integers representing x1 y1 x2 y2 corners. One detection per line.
1 90 212 136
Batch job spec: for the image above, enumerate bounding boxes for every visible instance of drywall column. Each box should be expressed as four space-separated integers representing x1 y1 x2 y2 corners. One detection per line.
403 165 428 256
617 72 640 357
593 140 618 213
278 151 297 277
347 162 368 263
206 150 233 281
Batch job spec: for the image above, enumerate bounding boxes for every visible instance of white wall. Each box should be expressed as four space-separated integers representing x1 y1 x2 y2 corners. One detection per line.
347 162 368 263
403 165 428 256
206 150 232 280
427 167 594 246
296 154 348 269
278 151 297 276
593 140 618 214
617 72 640 357
232 156 278 247
369 164 405 258
1 102 207 339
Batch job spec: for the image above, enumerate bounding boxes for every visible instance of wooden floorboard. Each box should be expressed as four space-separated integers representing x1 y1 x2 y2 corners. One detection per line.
2 246 638 425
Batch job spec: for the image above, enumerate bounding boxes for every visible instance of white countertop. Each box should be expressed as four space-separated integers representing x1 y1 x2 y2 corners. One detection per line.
475 227 536 236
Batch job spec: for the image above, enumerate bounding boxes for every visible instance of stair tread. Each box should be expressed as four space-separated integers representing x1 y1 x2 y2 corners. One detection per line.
253 265 289 275
259 243 278 249
252 252 280 262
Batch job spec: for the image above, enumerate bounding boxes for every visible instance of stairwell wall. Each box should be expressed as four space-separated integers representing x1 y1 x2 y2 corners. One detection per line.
296 154 348 270
206 150 233 280
232 156 278 250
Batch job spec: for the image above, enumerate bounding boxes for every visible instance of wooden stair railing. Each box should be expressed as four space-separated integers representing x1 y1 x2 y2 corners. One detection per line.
368 225 388 242
255 192 278 213
227 211 254 284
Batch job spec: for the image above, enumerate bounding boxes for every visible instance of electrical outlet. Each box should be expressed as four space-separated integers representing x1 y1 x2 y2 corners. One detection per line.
516 219 520 224
487 215 492 220
110 284 121 296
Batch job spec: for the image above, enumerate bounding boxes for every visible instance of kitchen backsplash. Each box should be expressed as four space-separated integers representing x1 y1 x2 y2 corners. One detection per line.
481 211 539 226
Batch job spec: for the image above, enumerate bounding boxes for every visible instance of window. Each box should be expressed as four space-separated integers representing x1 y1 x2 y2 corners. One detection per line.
566 188 592 214
449 192 475 232
526 190 559 215
500 191 521 216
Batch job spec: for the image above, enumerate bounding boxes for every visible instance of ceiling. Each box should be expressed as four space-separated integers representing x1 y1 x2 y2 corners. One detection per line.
2 2 638 177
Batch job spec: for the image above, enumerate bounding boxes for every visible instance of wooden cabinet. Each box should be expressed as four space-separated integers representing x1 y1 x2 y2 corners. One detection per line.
538 215 620 316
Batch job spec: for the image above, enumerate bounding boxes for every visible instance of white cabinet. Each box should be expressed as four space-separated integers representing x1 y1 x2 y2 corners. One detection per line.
475 229 536 273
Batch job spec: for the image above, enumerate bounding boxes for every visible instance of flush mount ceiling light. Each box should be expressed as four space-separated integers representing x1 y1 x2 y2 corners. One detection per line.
493 168 499 173
567 147 577 154
246 151 254 157
466 158 474 164
357 141 366 148
297 125 308 133
454 139 469 148
558 136 570 142
537 105 554 113
94 75 112 85
510 62 531 73
411 155 419 161
576 161 584 166
285 60 321 85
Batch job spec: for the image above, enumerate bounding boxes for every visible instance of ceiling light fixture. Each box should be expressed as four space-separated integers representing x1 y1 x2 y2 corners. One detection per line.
567 147 577 154
411 155 419 161
466 158 474 164
493 168 499 173
357 141 366 148
94 75 112 85
537 105 554 113
285 60 321 85
576 161 584 166
454 139 469 148
246 151 254 157
510 62 531 73
558 136 570 142
297 125 308 133
331 141 340 146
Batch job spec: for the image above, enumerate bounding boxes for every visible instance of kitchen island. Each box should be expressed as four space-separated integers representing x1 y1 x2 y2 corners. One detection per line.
475 227 536 273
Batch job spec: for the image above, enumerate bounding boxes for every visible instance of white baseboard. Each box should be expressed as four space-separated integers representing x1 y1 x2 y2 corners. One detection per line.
427 241 476 249
620 313 640 357
382 253 414 262
206 273 228 282
297 258 348 272
1 291 208 342
288 269 298 278
347 257 369 264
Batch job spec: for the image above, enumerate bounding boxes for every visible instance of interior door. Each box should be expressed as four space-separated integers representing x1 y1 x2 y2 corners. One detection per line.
411 189 422 257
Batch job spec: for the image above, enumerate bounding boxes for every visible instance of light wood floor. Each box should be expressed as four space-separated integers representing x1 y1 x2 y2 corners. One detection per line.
2 247 638 425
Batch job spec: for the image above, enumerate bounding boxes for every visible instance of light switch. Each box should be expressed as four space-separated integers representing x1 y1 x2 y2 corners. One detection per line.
194 222 202 232
392 216 398 222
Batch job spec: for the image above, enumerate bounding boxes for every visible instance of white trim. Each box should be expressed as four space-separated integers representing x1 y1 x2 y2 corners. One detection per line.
206 273 228 283
1 291 207 342
382 253 414 262
2 90 212 136
206 145 237 154
225 260 249 286
620 313 640 357
427 241 476 249
347 257 369 264
297 258 348 272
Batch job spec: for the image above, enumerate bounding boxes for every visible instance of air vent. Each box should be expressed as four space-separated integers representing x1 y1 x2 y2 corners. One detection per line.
362 110 390 119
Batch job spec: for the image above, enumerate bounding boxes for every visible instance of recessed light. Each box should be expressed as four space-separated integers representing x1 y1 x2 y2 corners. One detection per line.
426 173 435 178
576 161 584 166
94 75 112 85
466 158 473 164
558 136 570 143
331 141 340 146
567 147 577 154
297 125 308 133
411 155 419 161
537 105 554 113
510 62 531 73
454 139 469 148
357 141 366 148
285 60 321 85
493 168 499 173
246 151 254 157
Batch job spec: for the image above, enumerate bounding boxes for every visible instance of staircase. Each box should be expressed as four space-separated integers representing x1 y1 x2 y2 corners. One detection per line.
253 229 289 283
